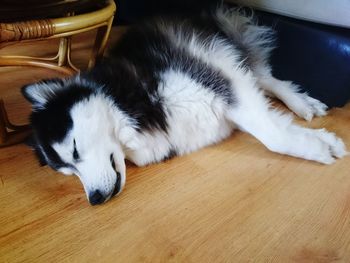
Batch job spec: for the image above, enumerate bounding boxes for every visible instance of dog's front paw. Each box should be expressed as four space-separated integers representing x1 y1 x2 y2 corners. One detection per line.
303 129 348 164
314 129 348 159
119 127 142 150
287 126 348 164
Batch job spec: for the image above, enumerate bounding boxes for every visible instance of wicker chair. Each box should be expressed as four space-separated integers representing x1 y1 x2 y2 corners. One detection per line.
0 0 116 147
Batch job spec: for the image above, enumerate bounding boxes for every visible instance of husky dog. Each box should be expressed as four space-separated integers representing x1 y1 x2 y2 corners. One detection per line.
22 8 347 205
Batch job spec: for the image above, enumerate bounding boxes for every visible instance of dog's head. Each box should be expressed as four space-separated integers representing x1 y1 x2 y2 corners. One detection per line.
22 77 127 205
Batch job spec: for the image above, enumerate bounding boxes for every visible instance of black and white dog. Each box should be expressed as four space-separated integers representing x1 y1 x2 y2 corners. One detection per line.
22 8 347 205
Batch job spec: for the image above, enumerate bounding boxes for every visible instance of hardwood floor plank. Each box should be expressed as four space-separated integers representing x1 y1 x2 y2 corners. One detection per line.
0 27 349 263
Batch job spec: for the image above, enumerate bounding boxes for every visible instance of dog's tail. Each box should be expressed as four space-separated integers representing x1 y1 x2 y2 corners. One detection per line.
214 6 276 70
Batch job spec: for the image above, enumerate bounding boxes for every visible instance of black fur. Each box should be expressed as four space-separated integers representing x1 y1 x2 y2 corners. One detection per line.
73 139 80 160
83 59 169 132
28 84 93 143
162 148 178 162
172 14 251 68
25 135 47 166
83 13 240 132
23 10 247 168
22 80 93 168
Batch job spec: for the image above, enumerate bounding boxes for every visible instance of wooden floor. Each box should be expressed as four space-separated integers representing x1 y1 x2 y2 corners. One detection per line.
1 27 350 263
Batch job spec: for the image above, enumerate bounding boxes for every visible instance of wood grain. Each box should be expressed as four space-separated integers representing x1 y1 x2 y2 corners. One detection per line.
0 27 350 263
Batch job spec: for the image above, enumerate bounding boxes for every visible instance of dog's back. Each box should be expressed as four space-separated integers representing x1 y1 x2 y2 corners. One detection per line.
79 8 275 165
22 7 346 205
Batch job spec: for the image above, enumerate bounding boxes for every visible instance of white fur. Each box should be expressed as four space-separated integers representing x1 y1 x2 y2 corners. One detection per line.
158 10 347 165
31 8 348 203
55 64 347 199
25 81 65 110
123 69 234 166
258 76 328 121
53 95 130 200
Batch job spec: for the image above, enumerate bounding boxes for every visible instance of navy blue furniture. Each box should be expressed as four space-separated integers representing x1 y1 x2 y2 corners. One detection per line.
257 12 350 107
115 0 350 107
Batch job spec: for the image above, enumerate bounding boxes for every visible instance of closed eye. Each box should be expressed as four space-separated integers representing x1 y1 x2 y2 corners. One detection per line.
110 153 116 170
73 139 80 161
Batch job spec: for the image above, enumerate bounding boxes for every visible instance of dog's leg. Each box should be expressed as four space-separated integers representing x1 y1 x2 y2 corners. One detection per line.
227 72 347 164
257 76 328 121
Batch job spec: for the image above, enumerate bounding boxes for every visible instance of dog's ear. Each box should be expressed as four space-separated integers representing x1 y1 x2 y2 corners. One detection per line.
26 135 48 166
21 78 65 109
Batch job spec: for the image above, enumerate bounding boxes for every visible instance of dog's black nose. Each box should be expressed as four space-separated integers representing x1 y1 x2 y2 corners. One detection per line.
89 190 105 205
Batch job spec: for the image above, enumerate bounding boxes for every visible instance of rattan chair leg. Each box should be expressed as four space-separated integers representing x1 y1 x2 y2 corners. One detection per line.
88 16 114 69
66 37 79 72
58 37 69 66
0 0 116 147
0 99 31 147
0 101 7 145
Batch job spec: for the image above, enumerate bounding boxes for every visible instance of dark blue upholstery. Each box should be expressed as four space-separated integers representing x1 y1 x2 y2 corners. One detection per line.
115 0 350 107
257 12 350 107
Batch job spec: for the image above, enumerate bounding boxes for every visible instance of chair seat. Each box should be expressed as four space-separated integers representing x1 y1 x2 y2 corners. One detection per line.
0 0 107 23
0 0 116 147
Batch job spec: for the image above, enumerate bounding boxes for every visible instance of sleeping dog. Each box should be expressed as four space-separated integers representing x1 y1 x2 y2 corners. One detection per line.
22 7 347 205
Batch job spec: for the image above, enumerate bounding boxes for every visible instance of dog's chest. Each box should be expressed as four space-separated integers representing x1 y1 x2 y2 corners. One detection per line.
124 70 234 166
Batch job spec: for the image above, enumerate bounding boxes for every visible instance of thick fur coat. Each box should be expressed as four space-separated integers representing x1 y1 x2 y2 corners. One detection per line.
22 8 347 205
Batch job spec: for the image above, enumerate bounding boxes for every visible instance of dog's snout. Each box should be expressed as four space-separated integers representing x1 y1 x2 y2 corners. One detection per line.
89 190 106 205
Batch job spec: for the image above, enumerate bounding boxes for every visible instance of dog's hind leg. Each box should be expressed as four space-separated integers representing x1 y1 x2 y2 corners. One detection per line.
257 76 328 121
226 71 347 164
